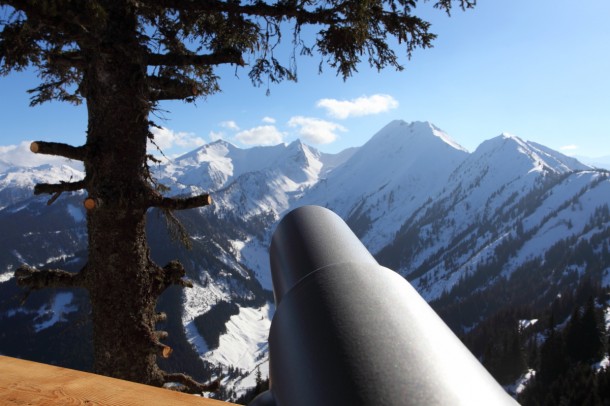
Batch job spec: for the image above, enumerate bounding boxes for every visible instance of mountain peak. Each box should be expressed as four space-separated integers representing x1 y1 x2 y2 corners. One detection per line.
368 120 468 153
499 132 519 139
475 133 591 174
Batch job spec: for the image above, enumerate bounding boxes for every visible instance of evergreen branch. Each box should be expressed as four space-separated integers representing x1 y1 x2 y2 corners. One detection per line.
27 78 83 106
434 0 477 16
15 264 85 290
147 48 244 67
30 141 86 161
2 0 93 41
147 0 340 25
47 50 86 69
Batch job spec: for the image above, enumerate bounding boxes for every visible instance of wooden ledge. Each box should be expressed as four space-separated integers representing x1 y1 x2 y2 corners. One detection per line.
0 355 232 405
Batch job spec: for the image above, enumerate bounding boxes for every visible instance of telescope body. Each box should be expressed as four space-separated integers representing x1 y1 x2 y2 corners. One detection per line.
250 205 518 406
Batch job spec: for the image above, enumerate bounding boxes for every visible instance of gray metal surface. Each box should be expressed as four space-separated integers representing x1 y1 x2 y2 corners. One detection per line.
251 205 518 406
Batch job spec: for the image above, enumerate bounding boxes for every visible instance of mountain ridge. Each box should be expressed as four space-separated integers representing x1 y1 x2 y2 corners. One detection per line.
1 120 609 402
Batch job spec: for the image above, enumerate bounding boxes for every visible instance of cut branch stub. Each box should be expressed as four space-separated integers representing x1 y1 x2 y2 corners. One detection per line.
34 180 87 196
29 141 86 161
84 197 101 210
157 343 173 359
150 194 212 210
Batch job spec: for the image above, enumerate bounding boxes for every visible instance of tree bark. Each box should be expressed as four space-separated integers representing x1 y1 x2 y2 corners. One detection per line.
79 7 164 385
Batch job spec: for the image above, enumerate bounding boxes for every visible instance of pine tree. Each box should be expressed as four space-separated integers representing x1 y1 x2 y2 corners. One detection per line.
579 296 606 363
538 315 569 388
1 0 476 391
255 366 263 392
565 305 584 362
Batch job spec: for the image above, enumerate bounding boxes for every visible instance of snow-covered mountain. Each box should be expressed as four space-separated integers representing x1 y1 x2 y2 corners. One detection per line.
377 132 606 305
1 120 609 401
301 120 469 252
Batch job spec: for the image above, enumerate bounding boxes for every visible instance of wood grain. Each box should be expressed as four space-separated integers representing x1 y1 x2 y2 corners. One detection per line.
0 356 232 406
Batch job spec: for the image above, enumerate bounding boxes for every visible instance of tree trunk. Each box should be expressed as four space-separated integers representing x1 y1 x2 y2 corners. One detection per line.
81 10 163 384
13 3 213 391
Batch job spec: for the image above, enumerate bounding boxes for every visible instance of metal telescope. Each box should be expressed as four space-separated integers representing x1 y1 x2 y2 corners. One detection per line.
249 205 518 406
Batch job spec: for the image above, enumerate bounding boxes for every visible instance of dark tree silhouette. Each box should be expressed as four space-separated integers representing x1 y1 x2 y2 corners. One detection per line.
0 0 474 391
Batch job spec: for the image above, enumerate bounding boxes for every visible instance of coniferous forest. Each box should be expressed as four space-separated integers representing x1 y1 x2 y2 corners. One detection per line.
457 276 610 405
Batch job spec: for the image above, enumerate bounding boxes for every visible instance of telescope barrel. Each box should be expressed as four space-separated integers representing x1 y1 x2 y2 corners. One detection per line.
251 205 517 406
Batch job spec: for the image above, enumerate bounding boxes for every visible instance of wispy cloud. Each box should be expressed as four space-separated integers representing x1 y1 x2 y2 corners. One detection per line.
316 94 398 119
560 144 579 151
262 116 276 124
235 125 284 146
288 116 347 144
220 120 240 131
149 126 205 151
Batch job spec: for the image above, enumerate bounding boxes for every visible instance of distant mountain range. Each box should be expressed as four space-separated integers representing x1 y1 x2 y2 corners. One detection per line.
1 120 609 401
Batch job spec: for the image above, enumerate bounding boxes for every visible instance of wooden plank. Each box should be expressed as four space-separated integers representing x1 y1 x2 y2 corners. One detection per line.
0 355 233 406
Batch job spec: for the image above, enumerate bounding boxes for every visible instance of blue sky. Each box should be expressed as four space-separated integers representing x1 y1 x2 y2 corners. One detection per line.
1 0 609 164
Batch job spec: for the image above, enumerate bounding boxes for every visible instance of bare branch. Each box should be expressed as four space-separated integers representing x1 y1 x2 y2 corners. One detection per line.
150 194 212 210
34 179 87 196
30 141 86 161
46 191 62 206
15 265 85 290
162 372 220 394
28 142 87 204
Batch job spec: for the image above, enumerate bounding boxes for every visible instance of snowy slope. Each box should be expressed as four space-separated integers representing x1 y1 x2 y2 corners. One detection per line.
379 133 601 302
157 139 326 195
1 119 609 402
151 123 607 381
301 120 469 252
0 164 85 209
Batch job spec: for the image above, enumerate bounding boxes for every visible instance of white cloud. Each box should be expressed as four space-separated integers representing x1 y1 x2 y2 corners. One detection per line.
560 144 579 151
262 116 276 124
288 116 347 145
235 125 284 146
0 141 81 169
316 94 399 119
149 126 205 151
220 120 240 131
